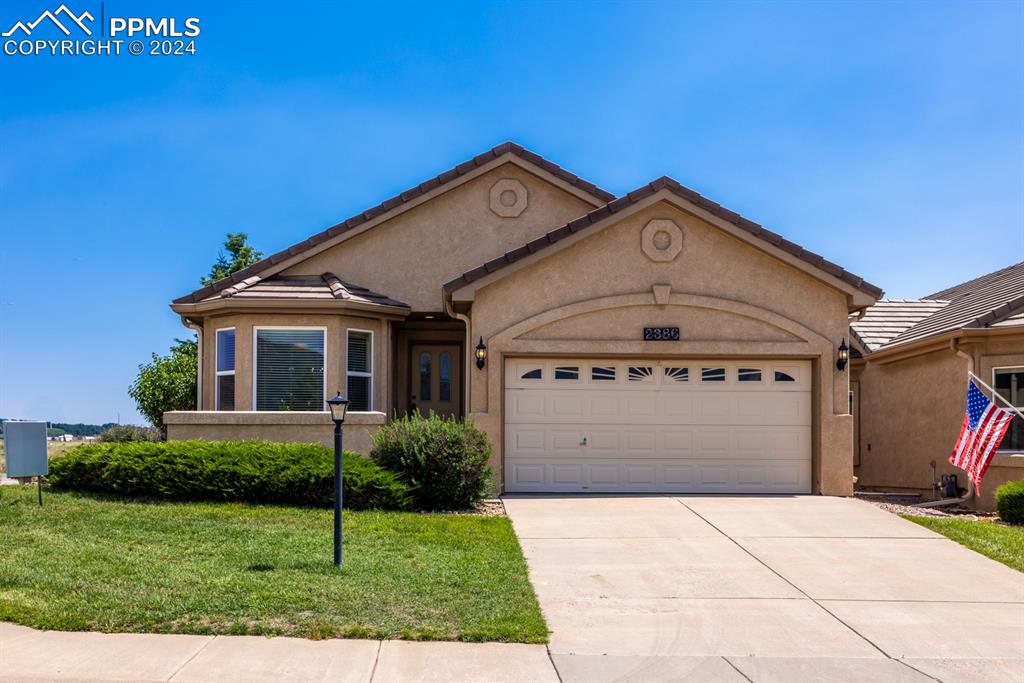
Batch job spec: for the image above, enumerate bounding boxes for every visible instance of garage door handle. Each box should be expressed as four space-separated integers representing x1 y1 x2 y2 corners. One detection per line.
580 437 587 446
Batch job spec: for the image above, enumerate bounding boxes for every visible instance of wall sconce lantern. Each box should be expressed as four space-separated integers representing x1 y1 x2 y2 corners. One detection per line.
475 337 487 369
836 338 849 371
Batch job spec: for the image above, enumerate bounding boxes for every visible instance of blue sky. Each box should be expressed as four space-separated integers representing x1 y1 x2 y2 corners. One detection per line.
1 0 1021 424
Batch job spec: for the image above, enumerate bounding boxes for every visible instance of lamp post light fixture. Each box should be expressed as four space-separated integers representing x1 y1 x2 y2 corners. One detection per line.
326 391 349 567
475 337 487 369
836 338 850 371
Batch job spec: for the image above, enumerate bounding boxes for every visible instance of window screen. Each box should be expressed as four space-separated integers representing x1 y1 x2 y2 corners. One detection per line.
216 375 235 411
216 329 235 373
347 331 372 411
255 329 325 411
215 329 235 411
994 368 1024 451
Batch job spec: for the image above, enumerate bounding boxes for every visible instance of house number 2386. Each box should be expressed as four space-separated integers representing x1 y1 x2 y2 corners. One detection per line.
643 327 680 341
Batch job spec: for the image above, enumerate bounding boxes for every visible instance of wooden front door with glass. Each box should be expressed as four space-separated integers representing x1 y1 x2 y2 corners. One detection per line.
409 345 461 418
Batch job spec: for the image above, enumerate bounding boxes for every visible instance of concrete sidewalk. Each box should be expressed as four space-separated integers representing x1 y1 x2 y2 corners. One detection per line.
0 623 559 683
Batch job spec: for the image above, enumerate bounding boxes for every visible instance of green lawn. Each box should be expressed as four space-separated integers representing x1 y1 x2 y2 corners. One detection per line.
0 487 547 642
903 515 1024 572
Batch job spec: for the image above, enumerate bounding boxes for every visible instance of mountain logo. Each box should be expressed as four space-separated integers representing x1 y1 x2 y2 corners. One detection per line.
3 4 94 37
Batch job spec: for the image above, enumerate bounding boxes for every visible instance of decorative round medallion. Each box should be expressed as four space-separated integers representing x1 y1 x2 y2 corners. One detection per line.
641 219 683 262
489 179 528 217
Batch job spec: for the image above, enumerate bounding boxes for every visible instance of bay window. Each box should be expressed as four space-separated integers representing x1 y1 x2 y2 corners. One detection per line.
215 328 235 411
347 330 373 411
254 328 325 411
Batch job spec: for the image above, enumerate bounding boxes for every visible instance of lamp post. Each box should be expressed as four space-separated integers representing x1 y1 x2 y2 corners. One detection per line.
326 392 349 567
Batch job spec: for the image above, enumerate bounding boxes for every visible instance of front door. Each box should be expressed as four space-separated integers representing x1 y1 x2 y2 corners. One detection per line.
410 345 461 418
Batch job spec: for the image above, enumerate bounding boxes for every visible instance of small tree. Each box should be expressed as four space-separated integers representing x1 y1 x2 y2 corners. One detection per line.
201 232 263 286
128 338 198 436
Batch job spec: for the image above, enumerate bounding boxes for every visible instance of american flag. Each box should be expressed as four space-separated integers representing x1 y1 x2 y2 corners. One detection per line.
950 380 1015 491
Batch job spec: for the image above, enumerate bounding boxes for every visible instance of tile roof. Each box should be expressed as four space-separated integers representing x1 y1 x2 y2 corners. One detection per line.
200 273 409 309
854 261 1024 352
992 311 1024 328
443 176 884 299
173 142 616 305
925 261 1024 300
850 300 950 352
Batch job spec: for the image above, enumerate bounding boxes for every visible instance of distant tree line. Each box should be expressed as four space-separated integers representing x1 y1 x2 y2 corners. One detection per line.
50 423 118 436
0 422 116 437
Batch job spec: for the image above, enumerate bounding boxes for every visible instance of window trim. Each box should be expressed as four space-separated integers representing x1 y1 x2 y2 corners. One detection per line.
347 328 374 412
992 365 1024 453
215 327 235 411
251 326 328 412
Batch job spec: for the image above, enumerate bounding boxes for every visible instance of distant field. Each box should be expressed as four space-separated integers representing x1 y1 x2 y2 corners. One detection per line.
0 440 82 475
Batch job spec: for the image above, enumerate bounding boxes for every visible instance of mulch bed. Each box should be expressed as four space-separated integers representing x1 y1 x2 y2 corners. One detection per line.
858 494 1001 522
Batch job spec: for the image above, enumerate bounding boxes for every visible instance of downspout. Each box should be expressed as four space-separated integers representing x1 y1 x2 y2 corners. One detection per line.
443 295 472 415
913 337 974 508
181 316 203 410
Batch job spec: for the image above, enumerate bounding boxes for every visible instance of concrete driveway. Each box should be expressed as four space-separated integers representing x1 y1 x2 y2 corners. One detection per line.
504 495 1024 683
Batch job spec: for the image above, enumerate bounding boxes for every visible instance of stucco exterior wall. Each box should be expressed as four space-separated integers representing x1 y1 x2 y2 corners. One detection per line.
197 312 390 414
165 411 385 455
461 200 855 495
281 163 595 311
853 333 1024 511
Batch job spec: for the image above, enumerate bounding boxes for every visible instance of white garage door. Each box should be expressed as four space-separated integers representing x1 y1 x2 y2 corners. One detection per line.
504 358 812 493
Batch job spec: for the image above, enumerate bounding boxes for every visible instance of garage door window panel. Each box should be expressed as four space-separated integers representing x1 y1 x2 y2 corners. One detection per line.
702 367 726 382
629 366 654 383
554 366 579 380
664 367 689 383
774 369 797 383
592 366 616 381
738 368 763 382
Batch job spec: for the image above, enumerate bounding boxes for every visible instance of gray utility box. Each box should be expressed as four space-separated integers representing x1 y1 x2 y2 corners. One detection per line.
3 421 48 477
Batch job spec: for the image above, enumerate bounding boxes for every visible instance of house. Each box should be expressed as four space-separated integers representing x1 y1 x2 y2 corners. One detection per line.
166 142 882 495
851 262 1024 510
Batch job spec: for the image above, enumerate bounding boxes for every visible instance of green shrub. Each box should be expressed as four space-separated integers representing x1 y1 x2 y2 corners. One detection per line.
995 480 1024 524
48 440 411 510
370 412 492 511
99 424 161 443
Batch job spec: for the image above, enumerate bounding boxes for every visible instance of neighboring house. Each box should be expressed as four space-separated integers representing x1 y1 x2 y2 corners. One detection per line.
851 262 1024 510
166 142 882 495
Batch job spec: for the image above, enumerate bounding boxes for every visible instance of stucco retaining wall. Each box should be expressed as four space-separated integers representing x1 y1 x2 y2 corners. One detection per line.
164 411 386 455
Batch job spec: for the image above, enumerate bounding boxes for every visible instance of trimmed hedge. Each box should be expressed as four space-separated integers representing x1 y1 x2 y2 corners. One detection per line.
371 412 492 511
48 440 412 510
995 480 1024 524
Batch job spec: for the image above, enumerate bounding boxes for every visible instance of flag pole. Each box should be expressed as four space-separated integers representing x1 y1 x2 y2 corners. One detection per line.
968 371 1024 420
